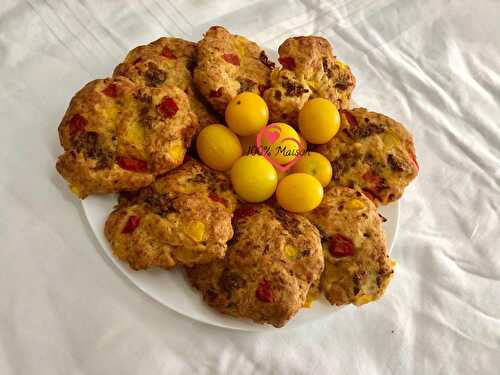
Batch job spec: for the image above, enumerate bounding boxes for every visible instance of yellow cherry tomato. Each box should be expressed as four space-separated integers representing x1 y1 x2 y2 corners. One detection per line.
239 134 258 155
261 123 302 165
225 92 269 136
276 173 324 213
298 98 340 144
291 151 332 187
196 124 242 171
231 155 278 202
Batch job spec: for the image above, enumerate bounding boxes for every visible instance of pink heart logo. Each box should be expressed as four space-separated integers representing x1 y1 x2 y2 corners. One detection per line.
260 124 281 145
256 124 305 172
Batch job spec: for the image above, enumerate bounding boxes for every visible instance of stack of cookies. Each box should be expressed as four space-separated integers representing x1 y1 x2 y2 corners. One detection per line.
56 26 418 328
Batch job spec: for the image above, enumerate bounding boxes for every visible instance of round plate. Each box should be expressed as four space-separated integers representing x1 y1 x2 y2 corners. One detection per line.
82 48 399 331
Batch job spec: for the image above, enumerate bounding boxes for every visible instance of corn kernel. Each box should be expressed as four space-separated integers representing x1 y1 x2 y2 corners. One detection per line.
69 185 82 198
235 37 248 57
169 143 185 162
185 221 205 242
125 122 145 146
354 294 375 306
383 133 400 148
304 289 320 308
345 199 365 210
104 105 118 121
284 244 298 258
335 60 348 70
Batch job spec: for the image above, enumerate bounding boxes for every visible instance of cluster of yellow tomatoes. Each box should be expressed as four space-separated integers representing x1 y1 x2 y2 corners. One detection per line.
196 92 341 213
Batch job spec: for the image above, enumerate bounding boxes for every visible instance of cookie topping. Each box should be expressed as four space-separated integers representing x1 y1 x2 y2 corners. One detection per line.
144 63 167 87
122 215 141 234
116 156 148 172
344 199 365 210
73 131 98 155
347 122 387 139
329 234 354 257
256 279 273 302
282 79 308 97
102 84 117 98
68 114 87 137
185 221 206 242
219 270 246 295
138 107 153 128
284 244 298 258
161 46 176 59
278 56 296 70
335 82 350 90
342 110 358 128
223 53 240 66
322 58 333 79
72 131 112 169
157 97 178 118
144 190 175 216
387 154 406 172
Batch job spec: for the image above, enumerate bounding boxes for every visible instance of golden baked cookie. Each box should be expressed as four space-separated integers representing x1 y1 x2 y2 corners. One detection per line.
56 76 198 198
113 37 218 130
104 160 237 270
263 36 356 126
314 108 418 206
304 187 394 306
186 204 324 327
193 25 274 114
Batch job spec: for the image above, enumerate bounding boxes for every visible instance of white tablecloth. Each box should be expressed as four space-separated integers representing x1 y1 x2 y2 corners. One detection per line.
1 1 499 374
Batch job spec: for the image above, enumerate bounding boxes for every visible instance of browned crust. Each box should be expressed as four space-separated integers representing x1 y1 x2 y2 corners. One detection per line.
193 25 273 114
186 204 324 327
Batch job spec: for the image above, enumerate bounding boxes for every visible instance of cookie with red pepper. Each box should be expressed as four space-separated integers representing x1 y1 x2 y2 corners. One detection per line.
304 186 394 306
263 36 356 126
56 76 198 198
193 25 274 114
313 108 418 206
104 160 237 270
186 204 323 327
113 37 218 130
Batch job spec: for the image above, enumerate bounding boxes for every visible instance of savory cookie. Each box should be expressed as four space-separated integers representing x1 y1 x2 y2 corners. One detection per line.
263 36 356 126
314 108 419 206
113 37 218 130
304 186 395 306
56 77 198 198
193 25 275 114
186 204 324 327
104 160 237 270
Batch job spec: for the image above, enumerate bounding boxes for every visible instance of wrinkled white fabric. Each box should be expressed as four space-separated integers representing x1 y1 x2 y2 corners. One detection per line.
1 0 499 374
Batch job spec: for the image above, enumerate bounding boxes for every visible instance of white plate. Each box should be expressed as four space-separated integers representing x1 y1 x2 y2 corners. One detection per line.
82 195 398 331
82 48 399 331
